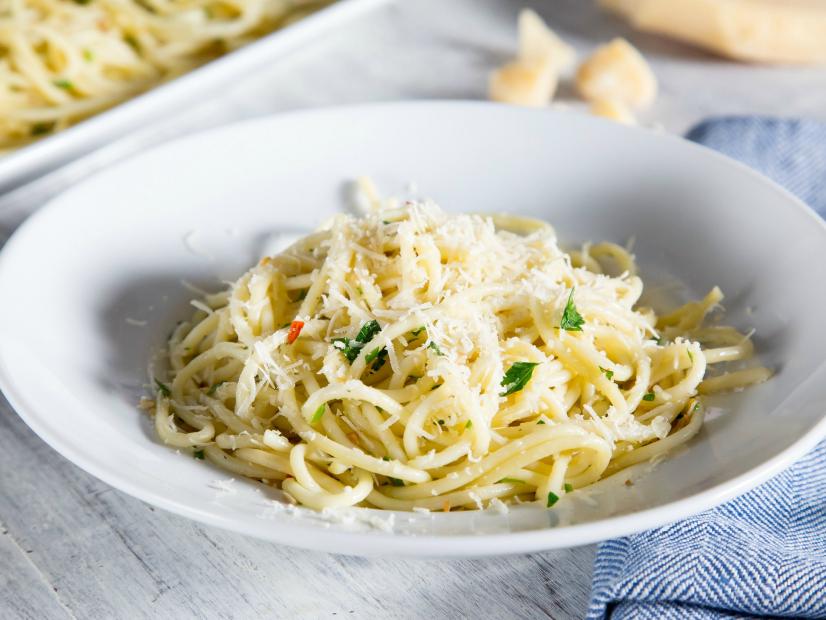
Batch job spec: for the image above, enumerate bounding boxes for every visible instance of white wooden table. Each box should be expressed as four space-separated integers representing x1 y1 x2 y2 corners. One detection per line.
2 1 825 618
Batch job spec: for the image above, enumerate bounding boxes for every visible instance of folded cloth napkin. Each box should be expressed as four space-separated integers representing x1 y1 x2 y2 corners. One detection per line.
587 117 826 620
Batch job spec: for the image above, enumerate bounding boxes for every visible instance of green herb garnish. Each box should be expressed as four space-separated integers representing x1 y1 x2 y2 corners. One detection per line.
560 288 585 332
382 456 391 461
311 404 326 424
600 367 614 380
30 122 55 136
498 477 524 484
410 326 426 337
564 483 573 493
333 320 383 363
546 492 560 507
427 341 443 356
642 392 656 401
53 79 73 90
82 49 94 62
207 381 225 396
124 34 140 52
465 420 473 429
193 449 205 460
154 379 171 397
687 350 694 362
356 320 380 342
500 362 539 396
537 419 546 425
390 477 404 487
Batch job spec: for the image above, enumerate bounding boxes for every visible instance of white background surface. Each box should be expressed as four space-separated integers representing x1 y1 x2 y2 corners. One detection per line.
2 1 825 618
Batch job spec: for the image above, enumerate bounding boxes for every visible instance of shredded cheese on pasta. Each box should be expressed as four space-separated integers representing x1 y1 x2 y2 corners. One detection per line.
0 0 326 152
152 198 770 511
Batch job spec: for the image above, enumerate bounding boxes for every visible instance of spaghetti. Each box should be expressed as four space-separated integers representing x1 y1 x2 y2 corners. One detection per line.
0 0 326 151
150 197 770 511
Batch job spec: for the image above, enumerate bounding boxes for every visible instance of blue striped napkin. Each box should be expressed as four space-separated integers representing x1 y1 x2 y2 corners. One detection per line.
587 117 826 620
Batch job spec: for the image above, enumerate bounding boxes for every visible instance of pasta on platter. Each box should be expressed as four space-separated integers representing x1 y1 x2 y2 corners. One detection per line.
0 0 325 151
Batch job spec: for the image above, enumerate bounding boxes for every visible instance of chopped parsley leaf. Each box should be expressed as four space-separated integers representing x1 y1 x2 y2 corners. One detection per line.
356 320 381 342
560 288 585 332
333 320 384 363
687 350 694 362
600 366 614 380
193 449 205 460
500 361 539 396
428 341 443 355
382 456 391 461
332 319 382 363
498 477 524 484
53 79 73 90
83 49 94 62
410 326 426 337
642 392 656 401
124 34 140 51
546 492 560 507
30 122 55 136
564 483 574 493
693 402 701 413
390 477 404 487
154 379 171 397
311 404 326 424
465 420 473 429
207 381 224 396
371 348 389 371
537 419 546 425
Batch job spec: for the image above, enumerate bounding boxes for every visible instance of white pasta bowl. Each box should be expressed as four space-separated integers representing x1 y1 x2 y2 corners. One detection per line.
0 102 824 557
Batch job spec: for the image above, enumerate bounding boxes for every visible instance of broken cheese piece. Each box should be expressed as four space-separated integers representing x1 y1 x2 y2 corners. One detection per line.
600 0 826 64
590 99 636 125
518 8 577 75
576 38 657 109
489 59 557 107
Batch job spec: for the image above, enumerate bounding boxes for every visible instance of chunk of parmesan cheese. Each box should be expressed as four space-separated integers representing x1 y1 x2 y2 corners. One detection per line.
600 0 826 64
590 98 637 125
489 59 557 108
518 8 577 75
575 38 657 109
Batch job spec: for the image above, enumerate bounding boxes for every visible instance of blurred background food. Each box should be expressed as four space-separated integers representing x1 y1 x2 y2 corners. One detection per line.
600 0 826 64
488 10 657 126
2 0 825 162
0 0 327 152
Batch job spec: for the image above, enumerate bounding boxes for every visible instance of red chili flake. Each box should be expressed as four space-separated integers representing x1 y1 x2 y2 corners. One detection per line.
286 320 304 344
